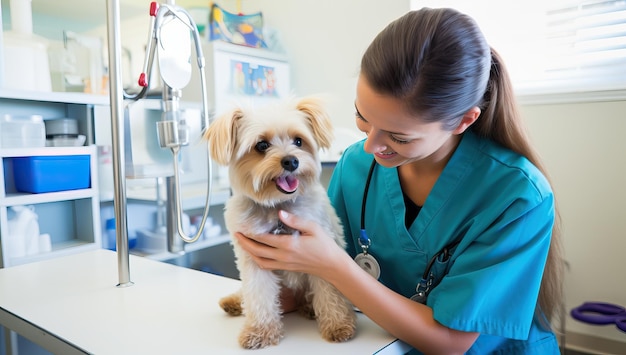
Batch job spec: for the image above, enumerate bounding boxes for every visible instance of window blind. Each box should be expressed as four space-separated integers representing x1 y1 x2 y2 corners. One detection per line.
411 0 626 102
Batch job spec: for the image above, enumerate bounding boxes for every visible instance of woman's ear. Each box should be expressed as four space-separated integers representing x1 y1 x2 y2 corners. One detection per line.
453 106 481 135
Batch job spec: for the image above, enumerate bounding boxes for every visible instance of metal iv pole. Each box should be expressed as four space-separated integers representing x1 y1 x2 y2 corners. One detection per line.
105 0 132 287
105 0 213 287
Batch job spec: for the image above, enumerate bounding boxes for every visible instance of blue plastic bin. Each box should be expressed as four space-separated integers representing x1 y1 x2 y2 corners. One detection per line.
13 155 90 193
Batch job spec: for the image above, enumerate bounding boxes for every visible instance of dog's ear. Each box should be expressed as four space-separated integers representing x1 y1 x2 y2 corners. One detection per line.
204 108 244 165
296 97 334 150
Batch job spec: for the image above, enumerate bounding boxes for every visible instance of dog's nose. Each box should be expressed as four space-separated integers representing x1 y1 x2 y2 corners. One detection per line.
281 156 299 172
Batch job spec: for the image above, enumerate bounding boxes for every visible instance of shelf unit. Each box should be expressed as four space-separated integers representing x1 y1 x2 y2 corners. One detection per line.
124 181 232 262
0 90 233 270
0 90 106 271
0 145 101 268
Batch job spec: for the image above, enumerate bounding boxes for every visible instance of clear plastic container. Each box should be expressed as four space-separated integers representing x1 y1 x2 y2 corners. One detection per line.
0 114 46 148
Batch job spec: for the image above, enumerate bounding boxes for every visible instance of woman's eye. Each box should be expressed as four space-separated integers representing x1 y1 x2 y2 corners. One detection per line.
390 135 410 144
355 115 369 134
293 137 302 147
255 141 271 152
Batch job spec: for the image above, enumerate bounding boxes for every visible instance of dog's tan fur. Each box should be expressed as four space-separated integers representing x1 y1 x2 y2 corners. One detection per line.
205 97 356 349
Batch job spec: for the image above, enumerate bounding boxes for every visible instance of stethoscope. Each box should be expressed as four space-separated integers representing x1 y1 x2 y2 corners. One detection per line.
357 159 462 304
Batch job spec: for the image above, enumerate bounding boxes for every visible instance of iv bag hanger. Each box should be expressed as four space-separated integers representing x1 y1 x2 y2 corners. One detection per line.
132 1 214 248
107 0 214 287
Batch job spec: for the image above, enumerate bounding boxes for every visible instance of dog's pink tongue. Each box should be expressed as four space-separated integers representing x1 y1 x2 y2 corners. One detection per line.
277 175 299 193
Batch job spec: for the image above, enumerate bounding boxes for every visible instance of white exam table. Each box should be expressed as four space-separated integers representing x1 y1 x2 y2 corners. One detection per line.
0 249 408 354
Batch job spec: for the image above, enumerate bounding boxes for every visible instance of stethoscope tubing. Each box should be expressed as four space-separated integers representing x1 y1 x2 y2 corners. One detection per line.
359 158 463 303
359 159 378 241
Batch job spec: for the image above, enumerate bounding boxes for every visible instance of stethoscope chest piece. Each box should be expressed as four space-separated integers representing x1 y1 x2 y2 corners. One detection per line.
410 274 434 304
355 252 381 279
410 291 427 304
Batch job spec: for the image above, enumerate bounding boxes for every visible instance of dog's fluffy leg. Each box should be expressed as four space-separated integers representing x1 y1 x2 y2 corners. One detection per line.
308 275 357 343
238 257 284 349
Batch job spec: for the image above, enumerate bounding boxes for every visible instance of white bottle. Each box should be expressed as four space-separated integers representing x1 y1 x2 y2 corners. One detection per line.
7 205 40 257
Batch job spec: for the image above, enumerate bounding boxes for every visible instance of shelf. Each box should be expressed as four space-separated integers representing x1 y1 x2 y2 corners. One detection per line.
126 182 231 209
183 184 231 209
0 189 96 206
0 145 96 158
210 40 289 62
0 89 109 105
6 239 100 267
1 141 101 269
131 234 230 262
1 145 98 203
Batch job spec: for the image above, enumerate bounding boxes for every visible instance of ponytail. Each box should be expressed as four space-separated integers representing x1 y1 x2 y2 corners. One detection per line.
475 48 565 327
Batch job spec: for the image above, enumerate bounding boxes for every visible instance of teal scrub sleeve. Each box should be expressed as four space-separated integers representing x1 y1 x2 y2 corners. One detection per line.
429 190 554 340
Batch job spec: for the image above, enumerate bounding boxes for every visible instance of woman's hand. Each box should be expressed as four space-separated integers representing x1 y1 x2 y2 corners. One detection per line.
234 210 346 278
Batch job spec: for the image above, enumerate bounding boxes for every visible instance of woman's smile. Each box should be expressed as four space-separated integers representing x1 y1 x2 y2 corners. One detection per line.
374 151 397 160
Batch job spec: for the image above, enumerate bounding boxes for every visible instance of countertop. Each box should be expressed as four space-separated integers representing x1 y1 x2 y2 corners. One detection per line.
0 249 408 354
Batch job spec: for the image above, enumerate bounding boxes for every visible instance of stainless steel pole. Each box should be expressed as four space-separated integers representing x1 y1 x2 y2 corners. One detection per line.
106 0 132 287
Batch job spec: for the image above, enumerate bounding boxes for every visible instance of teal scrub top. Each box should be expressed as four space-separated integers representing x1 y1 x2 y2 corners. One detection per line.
328 131 560 354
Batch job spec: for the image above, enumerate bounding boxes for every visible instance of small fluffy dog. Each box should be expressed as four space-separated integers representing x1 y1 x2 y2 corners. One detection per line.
205 97 356 349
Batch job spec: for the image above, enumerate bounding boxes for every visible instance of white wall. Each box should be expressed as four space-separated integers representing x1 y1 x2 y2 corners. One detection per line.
204 0 410 131
523 101 626 345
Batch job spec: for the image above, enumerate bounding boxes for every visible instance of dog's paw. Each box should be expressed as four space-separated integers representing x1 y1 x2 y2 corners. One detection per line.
320 321 357 343
239 324 283 349
219 295 243 316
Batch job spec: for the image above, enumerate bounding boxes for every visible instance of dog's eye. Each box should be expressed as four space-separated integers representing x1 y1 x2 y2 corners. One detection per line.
255 141 271 153
293 137 302 147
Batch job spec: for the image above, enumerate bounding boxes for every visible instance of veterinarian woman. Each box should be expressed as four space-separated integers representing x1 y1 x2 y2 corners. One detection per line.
234 7 564 354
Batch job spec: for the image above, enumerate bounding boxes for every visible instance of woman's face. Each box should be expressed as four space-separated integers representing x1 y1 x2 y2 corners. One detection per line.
354 75 462 169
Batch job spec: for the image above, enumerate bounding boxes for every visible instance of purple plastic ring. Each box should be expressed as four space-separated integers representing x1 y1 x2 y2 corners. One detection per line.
616 315 626 333
570 302 626 325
